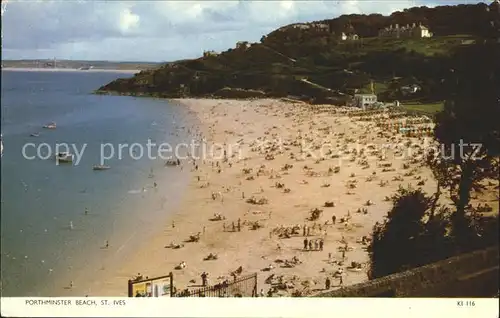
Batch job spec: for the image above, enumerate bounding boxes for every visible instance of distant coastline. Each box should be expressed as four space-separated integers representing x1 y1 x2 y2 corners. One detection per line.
1 67 141 74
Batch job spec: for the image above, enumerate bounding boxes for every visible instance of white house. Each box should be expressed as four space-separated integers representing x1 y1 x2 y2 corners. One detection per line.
353 94 377 109
339 32 359 41
414 24 432 38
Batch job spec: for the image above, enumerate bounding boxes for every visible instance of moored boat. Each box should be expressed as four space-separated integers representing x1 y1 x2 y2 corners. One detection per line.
93 164 110 171
43 122 56 129
55 152 73 163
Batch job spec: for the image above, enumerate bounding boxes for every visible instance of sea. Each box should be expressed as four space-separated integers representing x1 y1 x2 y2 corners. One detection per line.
0 70 193 296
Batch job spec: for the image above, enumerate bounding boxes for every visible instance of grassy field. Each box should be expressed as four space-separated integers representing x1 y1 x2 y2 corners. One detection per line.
361 35 476 57
402 102 444 114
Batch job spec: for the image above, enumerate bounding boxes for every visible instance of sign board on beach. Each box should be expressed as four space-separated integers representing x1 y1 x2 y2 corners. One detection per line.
129 273 173 297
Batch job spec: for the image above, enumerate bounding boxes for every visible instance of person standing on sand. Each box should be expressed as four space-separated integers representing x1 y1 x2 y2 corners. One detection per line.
303 238 308 250
308 240 313 250
232 222 235 232
237 218 241 232
84 208 88 215
314 240 319 251
201 272 207 287
332 215 336 224
325 277 331 290
319 239 324 251
303 225 306 237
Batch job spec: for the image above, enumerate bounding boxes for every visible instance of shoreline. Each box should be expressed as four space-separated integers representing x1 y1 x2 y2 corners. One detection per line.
70 98 498 297
1 67 142 74
33 101 199 297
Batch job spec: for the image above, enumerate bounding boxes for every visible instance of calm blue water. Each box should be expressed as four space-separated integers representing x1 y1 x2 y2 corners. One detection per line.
0 70 192 296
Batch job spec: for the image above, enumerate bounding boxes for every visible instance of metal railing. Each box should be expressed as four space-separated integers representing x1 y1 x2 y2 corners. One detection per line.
175 273 258 297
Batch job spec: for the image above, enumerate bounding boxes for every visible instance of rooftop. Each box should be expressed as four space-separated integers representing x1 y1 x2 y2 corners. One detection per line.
355 93 377 97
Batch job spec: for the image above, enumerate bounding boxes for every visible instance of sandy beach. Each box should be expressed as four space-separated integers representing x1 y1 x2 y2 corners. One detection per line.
66 98 498 297
1 67 140 74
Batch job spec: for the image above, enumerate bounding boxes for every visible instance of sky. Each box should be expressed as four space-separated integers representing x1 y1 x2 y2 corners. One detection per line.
1 0 477 62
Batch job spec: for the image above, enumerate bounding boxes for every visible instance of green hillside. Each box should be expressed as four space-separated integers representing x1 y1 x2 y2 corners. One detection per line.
96 2 500 104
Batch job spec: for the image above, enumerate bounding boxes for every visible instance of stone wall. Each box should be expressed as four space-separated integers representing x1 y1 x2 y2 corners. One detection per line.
316 246 499 297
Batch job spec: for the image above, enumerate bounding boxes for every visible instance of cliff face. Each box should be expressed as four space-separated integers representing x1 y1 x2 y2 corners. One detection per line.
96 2 500 103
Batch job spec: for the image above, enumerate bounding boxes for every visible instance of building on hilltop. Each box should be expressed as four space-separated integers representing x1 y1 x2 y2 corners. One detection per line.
310 23 330 32
277 22 330 33
378 22 433 38
400 84 421 95
290 23 310 30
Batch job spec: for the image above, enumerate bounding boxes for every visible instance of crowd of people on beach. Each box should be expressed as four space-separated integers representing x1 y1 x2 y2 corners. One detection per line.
110 100 498 298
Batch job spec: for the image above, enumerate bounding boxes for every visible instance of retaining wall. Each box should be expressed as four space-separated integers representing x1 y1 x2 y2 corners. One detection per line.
316 246 499 297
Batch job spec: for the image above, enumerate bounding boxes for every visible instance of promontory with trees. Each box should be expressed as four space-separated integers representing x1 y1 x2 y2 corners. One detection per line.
97 2 499 110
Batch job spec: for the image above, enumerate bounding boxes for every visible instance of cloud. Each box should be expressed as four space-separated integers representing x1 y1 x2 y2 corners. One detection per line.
119 8 140 34
1 0 471 61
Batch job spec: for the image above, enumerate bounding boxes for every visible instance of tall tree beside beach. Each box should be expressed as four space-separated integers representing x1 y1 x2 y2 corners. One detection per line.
432 41 500 252
368 41 500 278
368 187 452 279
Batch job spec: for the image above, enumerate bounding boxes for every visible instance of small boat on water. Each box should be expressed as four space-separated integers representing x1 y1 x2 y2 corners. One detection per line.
55 152 74 163
30 132 40 137
43 122 56 129
93 164 110 171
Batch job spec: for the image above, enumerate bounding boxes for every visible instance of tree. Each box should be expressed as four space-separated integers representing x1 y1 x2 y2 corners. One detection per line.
368 186 452 279
432 42 500 251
